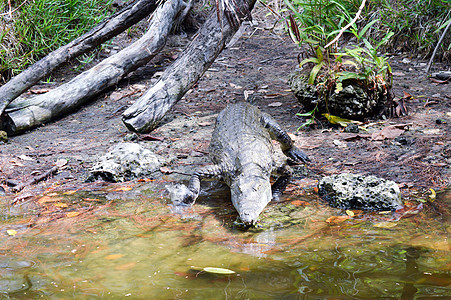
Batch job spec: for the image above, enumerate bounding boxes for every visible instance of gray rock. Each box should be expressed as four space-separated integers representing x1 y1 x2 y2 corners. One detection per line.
318 173 403 211
89 142 163 182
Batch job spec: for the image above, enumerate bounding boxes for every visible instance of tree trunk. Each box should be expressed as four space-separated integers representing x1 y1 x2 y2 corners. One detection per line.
4 0 183 136
121 0 257 133
0 0 158 119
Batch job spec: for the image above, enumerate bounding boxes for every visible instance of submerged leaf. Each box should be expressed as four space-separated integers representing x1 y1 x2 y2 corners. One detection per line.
326 215 351 224
203 267 235 275
63 190 77 195
38 195 62 205
105 254 125 260
373 222 397 229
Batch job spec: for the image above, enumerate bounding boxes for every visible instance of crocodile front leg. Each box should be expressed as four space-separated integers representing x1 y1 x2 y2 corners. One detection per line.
182 164 224 206
272 164 293 201
261 112 310 163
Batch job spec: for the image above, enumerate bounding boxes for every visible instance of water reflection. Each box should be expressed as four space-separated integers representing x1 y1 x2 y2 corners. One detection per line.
0 184 449 298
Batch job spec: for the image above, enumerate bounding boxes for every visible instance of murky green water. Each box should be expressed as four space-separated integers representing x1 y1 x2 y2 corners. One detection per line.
1 182 449 299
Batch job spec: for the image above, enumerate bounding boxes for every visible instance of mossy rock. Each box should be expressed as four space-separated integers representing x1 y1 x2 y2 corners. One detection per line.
288 71 386 120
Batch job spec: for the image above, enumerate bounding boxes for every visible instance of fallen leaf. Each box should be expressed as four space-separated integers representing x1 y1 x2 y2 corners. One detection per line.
110 91 125 101
30 88 50 94
422 128 440 135
54 202 68 208
373 222 397 228
7 229 17 236
371 124 410 140
429 188 436 202
325 216 351 224
105 254 125 260
198 121 212 126
229 83 242 89
322 114 354 127
403 91 413 99
56 158 68 167
137 178 154 182
160 167 173 174
268 102 283 107
430 78 449 84
18 155 34 161
131 84 147 91
10 160 24 167
263 93 283 99
66 212 80 218
139 134 164 141
342 134 371 141
401 58 411 64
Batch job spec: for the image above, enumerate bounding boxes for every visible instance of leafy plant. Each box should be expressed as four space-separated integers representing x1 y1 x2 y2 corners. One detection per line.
284 0 394 127
296 105 318 130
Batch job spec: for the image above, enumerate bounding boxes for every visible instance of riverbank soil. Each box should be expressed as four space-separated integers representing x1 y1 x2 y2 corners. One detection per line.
0 5 449 210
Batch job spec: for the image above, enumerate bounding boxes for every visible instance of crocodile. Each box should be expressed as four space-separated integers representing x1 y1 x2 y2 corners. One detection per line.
180 102 309 225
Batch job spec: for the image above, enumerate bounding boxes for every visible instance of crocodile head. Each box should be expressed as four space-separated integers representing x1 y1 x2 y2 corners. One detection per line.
230 175 272 225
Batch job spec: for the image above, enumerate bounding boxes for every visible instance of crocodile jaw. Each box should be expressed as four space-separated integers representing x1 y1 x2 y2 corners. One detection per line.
230 177 272 225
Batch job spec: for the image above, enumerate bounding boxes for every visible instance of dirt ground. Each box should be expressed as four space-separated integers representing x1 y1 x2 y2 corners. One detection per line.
0 5 449 204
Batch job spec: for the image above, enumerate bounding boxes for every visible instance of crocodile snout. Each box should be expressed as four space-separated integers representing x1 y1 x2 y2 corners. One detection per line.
239 211 260 225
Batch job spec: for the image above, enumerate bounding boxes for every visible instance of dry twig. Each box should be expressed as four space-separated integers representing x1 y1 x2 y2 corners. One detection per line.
426 13 451 73
324 0 367 49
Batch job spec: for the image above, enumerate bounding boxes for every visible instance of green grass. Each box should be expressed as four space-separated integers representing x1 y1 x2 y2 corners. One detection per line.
0 0 115 83
282 0 450 59
365 0 450 57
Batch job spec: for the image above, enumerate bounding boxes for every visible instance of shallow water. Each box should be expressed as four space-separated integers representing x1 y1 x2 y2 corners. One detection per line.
1 182 449 299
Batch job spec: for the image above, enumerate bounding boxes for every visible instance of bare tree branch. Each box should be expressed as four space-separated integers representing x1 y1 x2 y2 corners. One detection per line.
0 0 158 120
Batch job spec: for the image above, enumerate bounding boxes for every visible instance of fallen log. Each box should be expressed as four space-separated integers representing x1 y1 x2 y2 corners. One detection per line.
0 0 158 120
3 0 183 136
122 0 257 133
